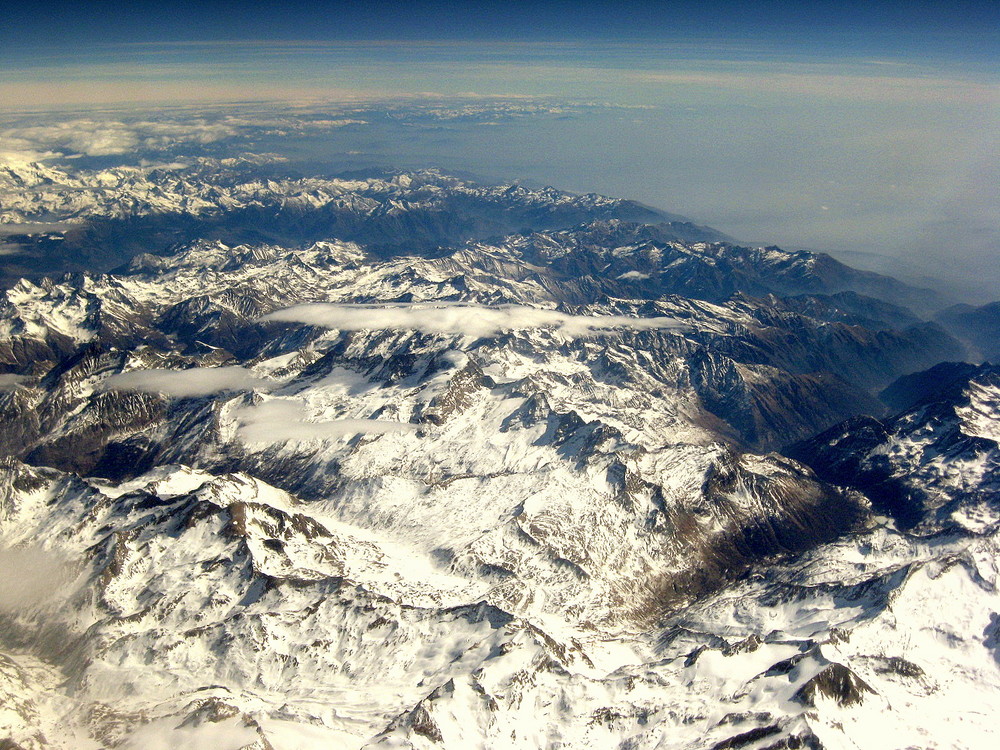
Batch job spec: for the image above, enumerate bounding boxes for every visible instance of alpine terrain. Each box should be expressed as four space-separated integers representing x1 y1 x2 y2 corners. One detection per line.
0 156 997 750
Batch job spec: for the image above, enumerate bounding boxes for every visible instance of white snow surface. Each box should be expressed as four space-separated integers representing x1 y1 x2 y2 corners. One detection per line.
2 459 999 749
957 379 1000 443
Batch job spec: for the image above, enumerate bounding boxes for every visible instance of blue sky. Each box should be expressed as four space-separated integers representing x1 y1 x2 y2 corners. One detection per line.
1 2 998 300
4 1 996 106
4 1 998 50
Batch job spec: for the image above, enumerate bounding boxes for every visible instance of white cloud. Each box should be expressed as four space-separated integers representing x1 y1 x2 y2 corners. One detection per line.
1 121 139 156
0 146 59 167
100 366 273 397
0 118 234 158
617 271 651 280
123 715 259 750
234 399 417 444
220 115 367 129
261 303 684 338
0 221 77 237
0 374 28 389
0 112 368 160
0 545 73 614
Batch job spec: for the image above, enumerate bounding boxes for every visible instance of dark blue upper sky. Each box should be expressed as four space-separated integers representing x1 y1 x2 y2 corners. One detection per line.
5 1 998 60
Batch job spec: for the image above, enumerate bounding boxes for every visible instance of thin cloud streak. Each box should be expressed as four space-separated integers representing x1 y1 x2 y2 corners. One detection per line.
234 400 417 444
100 366 274 397
261 303 687 338
0 82 386 111
2 39 995 109
449 62 999 104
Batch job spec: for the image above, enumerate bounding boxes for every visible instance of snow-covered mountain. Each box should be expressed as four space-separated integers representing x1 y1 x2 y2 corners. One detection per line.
0 156 943 315
0 159 724 288
0 167 995 749
787 361 1000 531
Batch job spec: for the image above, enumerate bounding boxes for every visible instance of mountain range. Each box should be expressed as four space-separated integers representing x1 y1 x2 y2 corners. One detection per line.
0 160 997 749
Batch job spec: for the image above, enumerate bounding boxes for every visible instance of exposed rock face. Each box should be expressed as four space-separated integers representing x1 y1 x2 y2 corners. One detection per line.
787 362 1000 530
793 663 876 707
877 360 981 413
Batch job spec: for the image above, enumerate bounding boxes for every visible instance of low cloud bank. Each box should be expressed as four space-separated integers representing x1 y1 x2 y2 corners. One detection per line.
0 374 28 389
234 400 417 444
123 716 260 750
0 545 73 614
0 222 78 237
0 114 368 160
100 366 273 398
2 119 236 158
262 303 684 338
